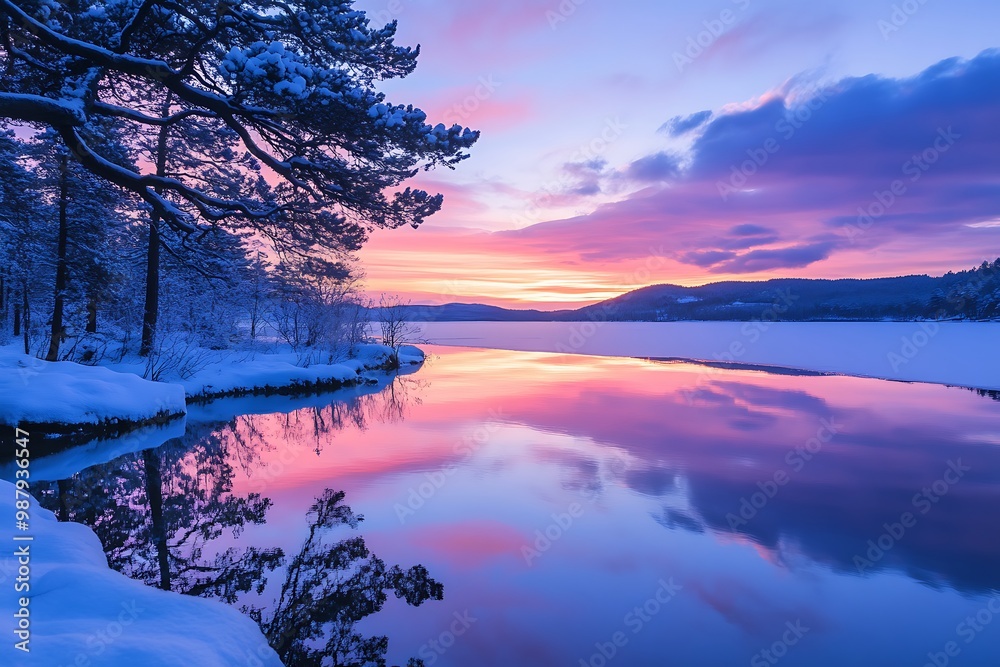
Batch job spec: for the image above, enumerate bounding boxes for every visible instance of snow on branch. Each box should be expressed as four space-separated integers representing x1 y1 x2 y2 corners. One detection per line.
0 0 479 244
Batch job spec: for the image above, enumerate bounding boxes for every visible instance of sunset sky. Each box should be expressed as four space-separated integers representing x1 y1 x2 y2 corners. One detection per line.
355 0 1000 309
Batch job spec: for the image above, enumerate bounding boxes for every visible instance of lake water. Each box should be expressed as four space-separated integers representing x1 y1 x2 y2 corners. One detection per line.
28 345 1000 666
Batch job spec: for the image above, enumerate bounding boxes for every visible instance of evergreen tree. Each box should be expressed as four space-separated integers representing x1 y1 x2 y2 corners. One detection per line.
0 131 52 353
0 0 479 258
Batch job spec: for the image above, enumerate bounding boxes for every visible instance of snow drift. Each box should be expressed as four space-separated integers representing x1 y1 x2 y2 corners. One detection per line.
0 345 186 429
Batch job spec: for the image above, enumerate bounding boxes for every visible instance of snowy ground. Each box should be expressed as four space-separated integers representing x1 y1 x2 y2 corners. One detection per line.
0 343 424 432
0 346 186 429
415 321 1000 390
0 479 282 666
106 343 424 401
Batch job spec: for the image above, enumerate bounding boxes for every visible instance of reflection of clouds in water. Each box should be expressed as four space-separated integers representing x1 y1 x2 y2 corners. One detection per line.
543 379 1000 595
425 348 1000 595
654 509 704 534
41 347 1000 667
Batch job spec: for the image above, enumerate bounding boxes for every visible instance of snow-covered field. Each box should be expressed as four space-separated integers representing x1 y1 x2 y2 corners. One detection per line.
0 343 424 432
416 321 1000 390
0 479 282 666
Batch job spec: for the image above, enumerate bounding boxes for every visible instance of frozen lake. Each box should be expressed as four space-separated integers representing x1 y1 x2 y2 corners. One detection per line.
415 320 1000 390
16 343 1000 666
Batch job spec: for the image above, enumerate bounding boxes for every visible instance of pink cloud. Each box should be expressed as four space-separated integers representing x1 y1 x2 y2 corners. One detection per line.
419 90 537 132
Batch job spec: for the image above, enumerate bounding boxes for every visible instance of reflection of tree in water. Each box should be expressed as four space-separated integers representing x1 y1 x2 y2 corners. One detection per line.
36 376 439 666
968 387 1000 403
254 489 441 667
222 375 426 467
369 376 424 425
38 433 280 600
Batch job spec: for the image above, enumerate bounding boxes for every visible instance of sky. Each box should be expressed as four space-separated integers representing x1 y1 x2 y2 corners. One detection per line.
353 0 1000 309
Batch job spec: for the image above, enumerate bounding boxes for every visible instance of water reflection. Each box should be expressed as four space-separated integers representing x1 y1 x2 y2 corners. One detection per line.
506 373 1000 594
256 489 441 666
40 429 281 598
23 349 1000 666
35 374 437 667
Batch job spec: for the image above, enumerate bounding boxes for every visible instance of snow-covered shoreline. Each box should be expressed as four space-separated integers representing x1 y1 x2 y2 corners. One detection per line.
0 479 283 666
0 346 427 664
0 343 424 442
0 348 187 433
1 361 424 484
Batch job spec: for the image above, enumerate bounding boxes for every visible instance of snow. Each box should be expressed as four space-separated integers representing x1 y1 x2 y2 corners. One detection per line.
0 344 186 428
0 343 422 431
220 42 318 99
0 359 426 488
0 480 282 666
170 343 413 400
182 355 359 398
397 344 426 366
415 321 1000 390
183 359 423 428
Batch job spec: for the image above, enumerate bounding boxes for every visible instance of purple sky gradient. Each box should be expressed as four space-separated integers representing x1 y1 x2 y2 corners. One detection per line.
354 0 1000 307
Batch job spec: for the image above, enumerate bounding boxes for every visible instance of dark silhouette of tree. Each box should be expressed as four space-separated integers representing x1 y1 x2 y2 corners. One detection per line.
37 431 283 602
36 377 435 665
255 488 442 667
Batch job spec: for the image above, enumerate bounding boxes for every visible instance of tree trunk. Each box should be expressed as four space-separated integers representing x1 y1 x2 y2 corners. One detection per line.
57 479 72 522
13 302 20 337
46 152 70 361
140 94 172 357
86 292 98 334
21 283 29 355
142 449 171 591
140 219 160 356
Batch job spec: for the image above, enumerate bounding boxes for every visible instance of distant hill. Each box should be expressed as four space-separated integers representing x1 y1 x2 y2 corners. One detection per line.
400 262 1000 322
396 303 570 321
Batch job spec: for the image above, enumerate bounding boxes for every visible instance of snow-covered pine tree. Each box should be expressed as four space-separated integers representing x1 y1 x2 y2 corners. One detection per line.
0 0 479 255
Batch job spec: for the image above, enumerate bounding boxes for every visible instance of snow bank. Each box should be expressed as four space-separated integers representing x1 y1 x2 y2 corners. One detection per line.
185 358 424 426
415 321 1000 390
0 358 425 486
0 480 282 666
397 344 426 365
0 345 186 429
0 344 424 427
178 343 419 400
181 354 360 399
1 343 425 433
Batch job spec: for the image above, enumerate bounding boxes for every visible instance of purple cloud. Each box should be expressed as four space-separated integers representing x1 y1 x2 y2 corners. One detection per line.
659 110 713 137
626 151 683 182
500 49 1000 274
